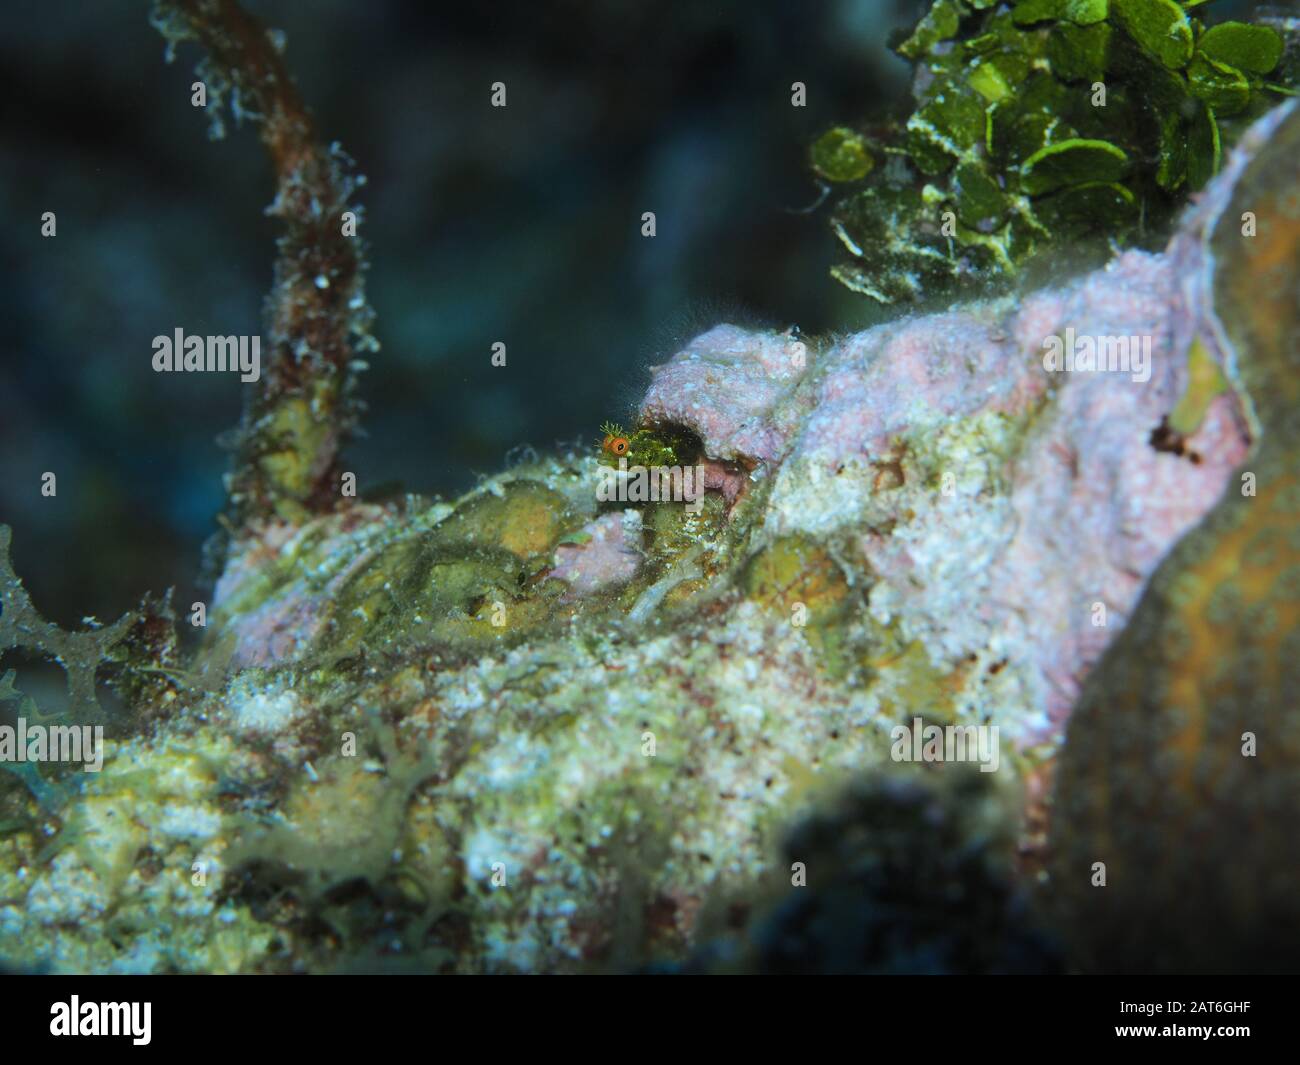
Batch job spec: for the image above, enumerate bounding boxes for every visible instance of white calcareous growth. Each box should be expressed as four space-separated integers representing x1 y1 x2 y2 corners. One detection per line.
229 686 304 734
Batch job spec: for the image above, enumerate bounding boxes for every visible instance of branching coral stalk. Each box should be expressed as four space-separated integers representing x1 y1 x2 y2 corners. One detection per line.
0 525 136 727
151 0 377 531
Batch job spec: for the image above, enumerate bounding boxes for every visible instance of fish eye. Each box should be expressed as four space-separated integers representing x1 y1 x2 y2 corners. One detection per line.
613 438 629 455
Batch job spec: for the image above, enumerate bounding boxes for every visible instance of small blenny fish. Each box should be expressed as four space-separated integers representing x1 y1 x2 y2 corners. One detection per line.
595 421 700 469
599 422 630 458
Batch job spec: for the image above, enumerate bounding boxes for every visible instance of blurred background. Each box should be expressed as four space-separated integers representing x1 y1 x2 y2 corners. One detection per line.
0 0 923 628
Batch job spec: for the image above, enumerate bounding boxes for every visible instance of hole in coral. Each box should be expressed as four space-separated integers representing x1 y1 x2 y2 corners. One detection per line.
637 420 706 464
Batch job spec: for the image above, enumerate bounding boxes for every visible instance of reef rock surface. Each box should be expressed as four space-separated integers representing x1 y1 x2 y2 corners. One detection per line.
0 106 1291 974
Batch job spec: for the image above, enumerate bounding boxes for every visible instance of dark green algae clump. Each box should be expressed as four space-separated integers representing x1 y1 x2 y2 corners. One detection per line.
811 0 1295 302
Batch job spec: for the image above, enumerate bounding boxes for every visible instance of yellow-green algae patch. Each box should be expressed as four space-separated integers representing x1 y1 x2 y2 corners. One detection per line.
743 536 861 677
0 729 275 973
1168 335 1229 436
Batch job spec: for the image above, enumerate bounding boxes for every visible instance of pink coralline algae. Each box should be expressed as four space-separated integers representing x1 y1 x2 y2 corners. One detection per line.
548 511 644 600
639 191 1253 747
987 256 1247 736
639 325 813 466
210 505 392 669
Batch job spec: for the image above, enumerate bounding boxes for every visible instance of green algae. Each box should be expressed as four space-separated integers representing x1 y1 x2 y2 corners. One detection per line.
207 479 593 676
1187 53 1252 115
643 493 729 565
0 711 281 973
224 715 441 903
810 127 876 183
432 481 574 561
1013 0 1107 26
1020 139 1129 195
743 536 861 675
1046 20 1112 82
1198 21 1285 75
1112 0 1192 70
817 0 1293 303
896 0 962 60
1168 336 1228 436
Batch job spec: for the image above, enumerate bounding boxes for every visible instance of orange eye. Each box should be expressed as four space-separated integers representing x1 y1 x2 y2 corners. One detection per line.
610 437 629 456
